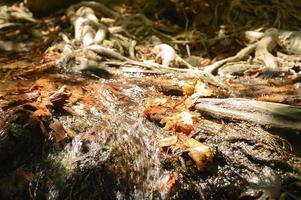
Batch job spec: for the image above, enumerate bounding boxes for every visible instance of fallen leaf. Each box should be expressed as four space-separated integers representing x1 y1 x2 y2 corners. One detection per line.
183 83 195 96
17 169 35 182
49 85 71 102
194 81 212 97
180 135 213 171
49 119 66 144
145 97 168 106
188 144 213 171
162 111 198 134
155 171 178 193
143 106 168 117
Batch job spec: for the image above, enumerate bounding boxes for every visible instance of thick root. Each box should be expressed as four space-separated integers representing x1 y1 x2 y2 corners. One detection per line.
254 28 279 70
204 28 301 75
204 44 256 74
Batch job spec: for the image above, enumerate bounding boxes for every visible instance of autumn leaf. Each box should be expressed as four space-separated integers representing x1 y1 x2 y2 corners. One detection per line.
180 135 213 171
49 119 66 144
155 172 178 193
17 168 35 182
161 111 198 134
143 106 168 117
193 81 213 97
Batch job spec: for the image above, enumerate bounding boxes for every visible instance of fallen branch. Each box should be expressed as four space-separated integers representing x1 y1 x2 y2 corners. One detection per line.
195 98 301 131
66 1 119 47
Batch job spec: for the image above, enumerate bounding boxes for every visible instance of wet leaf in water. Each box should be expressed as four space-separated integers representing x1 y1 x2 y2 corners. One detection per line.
49 119 66 144
155 171 178 193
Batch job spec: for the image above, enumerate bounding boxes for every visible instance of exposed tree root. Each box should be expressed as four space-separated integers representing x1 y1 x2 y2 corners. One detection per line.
62 1 201 75
0 4 37 52
204 28 301 75
254 28 279 70
204 43 257 74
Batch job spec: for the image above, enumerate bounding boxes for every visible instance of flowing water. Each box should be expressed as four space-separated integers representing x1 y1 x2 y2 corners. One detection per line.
43 78 165 200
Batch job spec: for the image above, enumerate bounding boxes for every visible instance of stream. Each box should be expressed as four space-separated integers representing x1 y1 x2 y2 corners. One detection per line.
0 68 300 200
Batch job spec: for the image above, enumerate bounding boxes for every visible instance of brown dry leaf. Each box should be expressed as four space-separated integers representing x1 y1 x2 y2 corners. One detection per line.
182 81 213 108
159 135 178 148
194 81 213 97
155 172 178 193
145 97 168 106
49 119 66 144
31 104 51 118
49 85 71 102
161 111 198 134
143 106 169 117
188 145 213 171
183 83 195 96
180 135 213 171
17 169 35 182
16 61 56 77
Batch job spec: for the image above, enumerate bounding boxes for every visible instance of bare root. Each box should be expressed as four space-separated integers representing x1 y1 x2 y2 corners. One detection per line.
204 28 301 75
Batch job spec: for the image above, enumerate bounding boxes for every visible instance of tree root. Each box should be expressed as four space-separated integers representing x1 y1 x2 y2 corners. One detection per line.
204 28 301 75
152 43 196 69
0 4 37 23
67 5 108 46
204 43 257 74
239 147 298 172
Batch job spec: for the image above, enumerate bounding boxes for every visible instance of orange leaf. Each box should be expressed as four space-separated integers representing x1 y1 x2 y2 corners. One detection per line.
180 135 213 171
143 106 168 117
162 111 198 134
49 119 66 144
155 172 178 193
17 169 35 182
